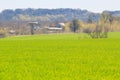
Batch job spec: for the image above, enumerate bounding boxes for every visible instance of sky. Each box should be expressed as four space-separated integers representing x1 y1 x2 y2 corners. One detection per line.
0 0 120 13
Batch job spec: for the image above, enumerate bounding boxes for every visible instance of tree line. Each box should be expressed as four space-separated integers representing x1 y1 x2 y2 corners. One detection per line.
0 9 120 38
0 8 99 22
69 12 120 38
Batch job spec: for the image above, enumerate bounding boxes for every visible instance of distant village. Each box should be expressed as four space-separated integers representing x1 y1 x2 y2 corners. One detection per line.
0 21 67 38
0 9 120 38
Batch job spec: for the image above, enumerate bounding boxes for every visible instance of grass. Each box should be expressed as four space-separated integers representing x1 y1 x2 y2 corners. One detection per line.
0 32 120 80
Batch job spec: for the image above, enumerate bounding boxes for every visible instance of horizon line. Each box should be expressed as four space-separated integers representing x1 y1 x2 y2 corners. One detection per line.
0 8 120 13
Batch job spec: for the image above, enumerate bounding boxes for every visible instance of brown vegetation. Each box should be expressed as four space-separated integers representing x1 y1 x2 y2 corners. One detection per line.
0 12 120 38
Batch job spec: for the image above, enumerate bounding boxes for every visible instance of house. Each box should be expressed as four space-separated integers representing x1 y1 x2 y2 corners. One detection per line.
45 23 65 33
29 22 39 35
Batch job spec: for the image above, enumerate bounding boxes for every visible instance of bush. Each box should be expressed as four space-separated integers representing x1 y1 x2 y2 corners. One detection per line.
0 29 7 38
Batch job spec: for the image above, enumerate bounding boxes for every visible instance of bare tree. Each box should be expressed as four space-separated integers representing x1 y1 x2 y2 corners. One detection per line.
98 12 113 38
88 12 113 38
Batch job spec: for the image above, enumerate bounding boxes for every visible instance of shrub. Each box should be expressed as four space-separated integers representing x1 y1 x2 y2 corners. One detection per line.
0 29 7 38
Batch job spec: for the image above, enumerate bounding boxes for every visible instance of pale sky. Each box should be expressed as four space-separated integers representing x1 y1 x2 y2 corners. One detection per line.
0 0 120 13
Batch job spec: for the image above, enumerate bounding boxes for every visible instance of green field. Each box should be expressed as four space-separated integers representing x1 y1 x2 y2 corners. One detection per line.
0 33 120 80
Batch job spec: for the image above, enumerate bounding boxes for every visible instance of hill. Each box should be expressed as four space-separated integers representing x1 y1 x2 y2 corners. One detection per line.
0 8 100 22
104 10 120 17
0 8 120 22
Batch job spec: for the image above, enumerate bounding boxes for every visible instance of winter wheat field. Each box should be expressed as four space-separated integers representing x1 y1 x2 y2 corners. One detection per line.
0 32 120 80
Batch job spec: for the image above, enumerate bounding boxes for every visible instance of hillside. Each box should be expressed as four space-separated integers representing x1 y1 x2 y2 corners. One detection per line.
104 10 120 17
0 8 100 22
0 8 120 23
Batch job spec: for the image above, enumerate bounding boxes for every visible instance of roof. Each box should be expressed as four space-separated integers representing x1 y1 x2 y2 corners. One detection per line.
29 22 39 24
59 23 65 26
46 27 63 30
